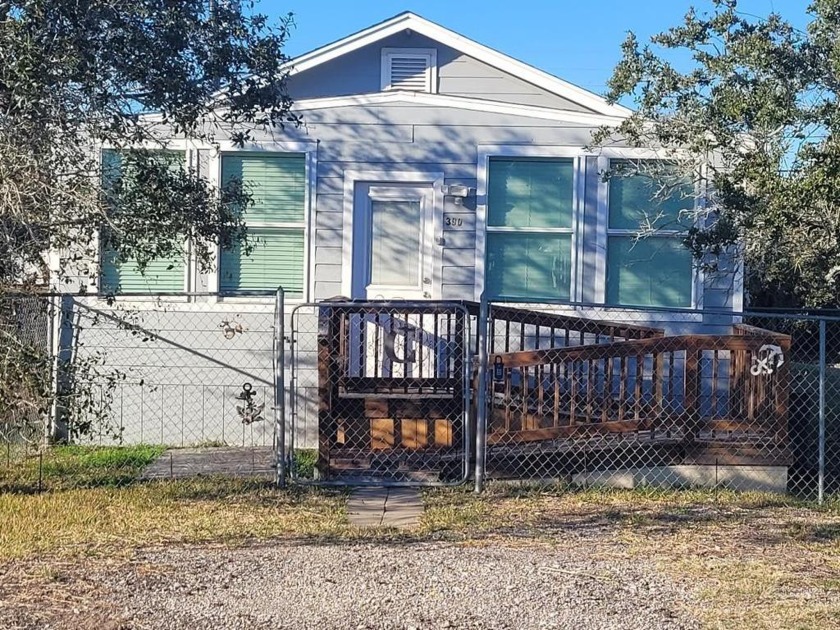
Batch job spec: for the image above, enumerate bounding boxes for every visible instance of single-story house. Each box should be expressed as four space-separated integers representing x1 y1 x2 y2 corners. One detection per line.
89 10 741 315
52 12 792 493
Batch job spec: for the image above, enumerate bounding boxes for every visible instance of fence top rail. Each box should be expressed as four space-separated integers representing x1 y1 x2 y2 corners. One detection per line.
493 332 792 368
306 300 474 317
488 304 665 339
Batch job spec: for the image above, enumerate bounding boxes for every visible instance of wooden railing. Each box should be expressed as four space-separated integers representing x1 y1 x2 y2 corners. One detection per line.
487 330 791 446
486 304 664 354
320 303 470 398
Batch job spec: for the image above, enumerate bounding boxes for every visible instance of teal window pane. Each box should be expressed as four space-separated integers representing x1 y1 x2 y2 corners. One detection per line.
486 233 572 300
488 158 574 228
606 237 693 307
220 227 304 294
100 252 185 294
221 154 305 223
99 149 185 294
608 162 694 230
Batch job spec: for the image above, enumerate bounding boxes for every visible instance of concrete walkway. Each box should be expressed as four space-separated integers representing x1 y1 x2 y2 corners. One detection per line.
347 487 424 527
141 447 274 480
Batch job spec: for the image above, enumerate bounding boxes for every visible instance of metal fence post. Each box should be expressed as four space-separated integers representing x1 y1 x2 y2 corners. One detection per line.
274 287 286 488
474 295 490 493
819 318 826 504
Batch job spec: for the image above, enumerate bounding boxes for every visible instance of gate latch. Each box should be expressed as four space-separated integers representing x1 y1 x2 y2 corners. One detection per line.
493 356 504 381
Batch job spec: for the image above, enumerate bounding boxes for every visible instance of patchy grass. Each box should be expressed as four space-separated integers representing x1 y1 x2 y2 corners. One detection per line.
0 445 165 493
0 477 349 560
422 484 840 629
1 468 838 628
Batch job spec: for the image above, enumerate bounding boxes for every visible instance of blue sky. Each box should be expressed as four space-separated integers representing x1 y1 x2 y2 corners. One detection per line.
258 0 810 97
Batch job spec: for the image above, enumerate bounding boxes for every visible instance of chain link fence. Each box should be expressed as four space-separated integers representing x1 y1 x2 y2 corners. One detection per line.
473 300 837 501
0 294 52 451
0 291 283 493
1 290 837 503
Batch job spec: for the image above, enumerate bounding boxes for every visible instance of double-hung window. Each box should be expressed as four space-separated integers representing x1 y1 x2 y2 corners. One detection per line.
605 161 695 308
99 149 186 294
485 158 575 300
218 153 306 296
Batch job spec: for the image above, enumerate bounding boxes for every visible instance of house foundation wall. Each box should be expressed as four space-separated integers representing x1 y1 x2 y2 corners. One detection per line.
572 465 789 493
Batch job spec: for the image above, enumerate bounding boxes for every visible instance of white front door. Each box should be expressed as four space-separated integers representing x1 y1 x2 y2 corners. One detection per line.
352 183 435 300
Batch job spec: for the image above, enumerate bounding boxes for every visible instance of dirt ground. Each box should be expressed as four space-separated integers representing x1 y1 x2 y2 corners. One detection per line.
1 488 838 629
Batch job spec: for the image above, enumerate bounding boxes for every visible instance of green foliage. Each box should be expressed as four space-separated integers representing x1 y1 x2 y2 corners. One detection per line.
596 0 840 308
0 1 296 439
0 0 296 289
292 448 317 479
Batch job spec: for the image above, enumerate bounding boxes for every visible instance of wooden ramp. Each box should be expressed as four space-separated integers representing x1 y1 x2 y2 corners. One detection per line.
313 301 792 482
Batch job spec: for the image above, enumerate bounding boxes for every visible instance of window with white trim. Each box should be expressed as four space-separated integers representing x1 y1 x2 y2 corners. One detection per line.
381 47 437 93
99 149 187 294
605 161 695 308
218 153 306 295
485 157 575 300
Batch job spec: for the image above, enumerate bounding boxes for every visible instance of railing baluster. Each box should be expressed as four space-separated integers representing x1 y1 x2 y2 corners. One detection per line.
603 356 612 423
667 352 675 412
684 345 700 439
504 362 512 433
730 348 741 418
618 356 627 421
634 354 643 421
652 350 664 425
522 364 530 430
711 349 719 419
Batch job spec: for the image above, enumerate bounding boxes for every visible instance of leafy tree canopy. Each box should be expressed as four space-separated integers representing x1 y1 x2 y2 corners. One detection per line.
597 0 840 308
0 0 296 291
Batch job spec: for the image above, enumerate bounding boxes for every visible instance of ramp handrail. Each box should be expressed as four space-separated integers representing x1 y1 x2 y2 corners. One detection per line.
487 330 791 445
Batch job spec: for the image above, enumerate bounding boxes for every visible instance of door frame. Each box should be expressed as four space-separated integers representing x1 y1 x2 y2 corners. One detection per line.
341 169 445 299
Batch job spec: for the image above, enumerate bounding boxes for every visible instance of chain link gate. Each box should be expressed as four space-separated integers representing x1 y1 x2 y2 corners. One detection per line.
284 300 473 486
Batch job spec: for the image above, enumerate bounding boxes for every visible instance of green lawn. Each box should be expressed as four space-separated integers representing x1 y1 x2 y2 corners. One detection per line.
0 444 164 492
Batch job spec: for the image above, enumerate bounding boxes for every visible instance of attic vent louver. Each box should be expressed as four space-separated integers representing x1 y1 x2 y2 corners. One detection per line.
381 48 437 93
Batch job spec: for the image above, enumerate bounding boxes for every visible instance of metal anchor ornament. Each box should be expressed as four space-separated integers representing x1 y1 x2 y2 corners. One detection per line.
235 382 265 425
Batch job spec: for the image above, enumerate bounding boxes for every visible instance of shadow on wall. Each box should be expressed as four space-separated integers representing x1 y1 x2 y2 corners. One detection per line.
54 297 277 448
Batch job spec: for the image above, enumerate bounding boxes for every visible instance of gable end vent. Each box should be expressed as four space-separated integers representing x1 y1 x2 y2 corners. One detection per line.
381 48 437 93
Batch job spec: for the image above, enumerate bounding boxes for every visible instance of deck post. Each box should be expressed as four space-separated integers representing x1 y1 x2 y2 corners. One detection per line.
684 344 701 441
819 318 826 504
474 296 490 493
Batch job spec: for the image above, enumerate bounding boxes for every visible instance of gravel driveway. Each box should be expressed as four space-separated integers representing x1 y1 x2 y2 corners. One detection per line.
68 541 700 630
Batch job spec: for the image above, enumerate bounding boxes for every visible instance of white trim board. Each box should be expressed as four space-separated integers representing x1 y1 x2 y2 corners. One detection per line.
285 12 631 118
292 91 627 127
341 169 445 299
